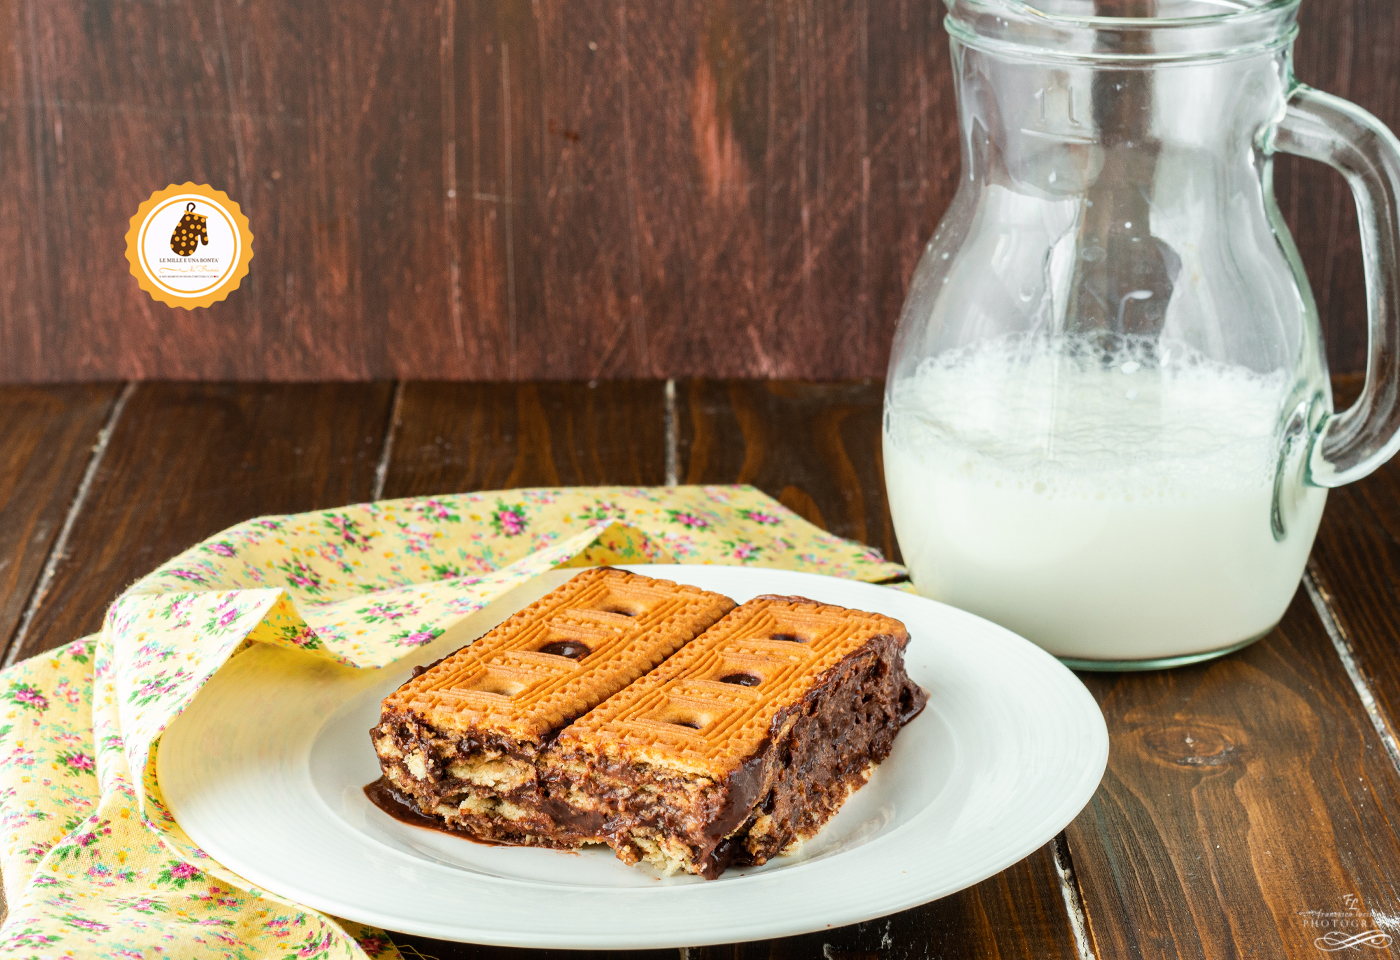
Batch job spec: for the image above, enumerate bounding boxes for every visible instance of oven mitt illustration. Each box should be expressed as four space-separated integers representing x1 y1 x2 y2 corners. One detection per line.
170 202 209 257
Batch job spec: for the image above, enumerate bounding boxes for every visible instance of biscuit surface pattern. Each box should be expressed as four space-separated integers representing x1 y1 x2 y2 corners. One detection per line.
382 568 735 743
560 595 910 777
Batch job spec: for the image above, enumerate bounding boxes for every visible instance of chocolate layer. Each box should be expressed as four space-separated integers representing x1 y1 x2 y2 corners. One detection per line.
369 589 928 879
543 629 924 877
370 568 735 847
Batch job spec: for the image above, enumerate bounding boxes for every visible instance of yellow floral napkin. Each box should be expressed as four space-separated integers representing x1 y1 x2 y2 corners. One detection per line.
0 486 900 959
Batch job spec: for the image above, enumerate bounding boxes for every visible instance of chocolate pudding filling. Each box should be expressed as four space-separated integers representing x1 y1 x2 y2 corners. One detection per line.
369 586 928 878
369 630 925 876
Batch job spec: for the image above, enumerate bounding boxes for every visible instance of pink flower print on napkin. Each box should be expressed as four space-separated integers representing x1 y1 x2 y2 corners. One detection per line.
357 934 393 957
60 914 110 933
57 751 94 777
724 540 762 562
275 557 324 595
165 566 212 586
157 860 204 889
666 509 711 530
392 624 445 648
5 682 48 713
577 501 627 522
113 897 165 915
739 507 784 526
325 512 371 547
491 501 529 537
418 498 461 523
277 623 323 651
356 599 419 625
204 599 244 635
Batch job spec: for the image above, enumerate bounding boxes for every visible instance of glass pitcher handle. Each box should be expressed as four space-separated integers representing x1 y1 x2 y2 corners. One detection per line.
1276 84 1400 488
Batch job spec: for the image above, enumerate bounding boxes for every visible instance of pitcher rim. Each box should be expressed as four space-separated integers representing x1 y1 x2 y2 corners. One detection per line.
945 0 1301 63
967 0 1299 29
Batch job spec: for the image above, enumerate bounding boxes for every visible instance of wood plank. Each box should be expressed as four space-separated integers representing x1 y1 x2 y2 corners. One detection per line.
0 384 120 650
1276 0 1400 377
676 378 1081 960
3 0 1396 381
1066 590 1400 959
380 380 667 497
0 0 52 377
393 0 957 381
387 932 672 960
677 380 899 564
1311 474 1400 726
686 850 1077 960
0 0 446 381
1307 370 1400 763
7 382 393 659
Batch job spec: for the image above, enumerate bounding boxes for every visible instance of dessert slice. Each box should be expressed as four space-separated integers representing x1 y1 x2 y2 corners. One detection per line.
370 567 736 845
545 594 928 878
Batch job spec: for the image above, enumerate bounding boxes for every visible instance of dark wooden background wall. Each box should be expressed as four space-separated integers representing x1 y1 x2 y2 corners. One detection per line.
1 0 1396 382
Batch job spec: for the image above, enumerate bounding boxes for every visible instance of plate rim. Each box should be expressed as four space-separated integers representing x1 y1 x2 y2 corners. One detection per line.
159 564 1109 948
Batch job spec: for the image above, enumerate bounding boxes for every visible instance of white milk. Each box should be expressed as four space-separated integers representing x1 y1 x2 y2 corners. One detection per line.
883 337 1326 662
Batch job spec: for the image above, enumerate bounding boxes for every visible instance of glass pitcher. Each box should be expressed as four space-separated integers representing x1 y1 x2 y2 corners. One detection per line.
883 0 1400 669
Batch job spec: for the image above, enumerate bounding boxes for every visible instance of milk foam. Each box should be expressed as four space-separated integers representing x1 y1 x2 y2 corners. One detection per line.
884 336 1326 662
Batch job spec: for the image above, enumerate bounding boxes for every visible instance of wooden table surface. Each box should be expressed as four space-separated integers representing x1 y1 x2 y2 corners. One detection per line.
4 377 1400 959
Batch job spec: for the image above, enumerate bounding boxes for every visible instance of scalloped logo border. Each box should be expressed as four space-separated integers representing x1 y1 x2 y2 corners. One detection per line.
125 183 254 309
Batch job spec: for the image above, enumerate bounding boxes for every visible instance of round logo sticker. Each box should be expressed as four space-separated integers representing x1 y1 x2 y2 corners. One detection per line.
125 183 253 309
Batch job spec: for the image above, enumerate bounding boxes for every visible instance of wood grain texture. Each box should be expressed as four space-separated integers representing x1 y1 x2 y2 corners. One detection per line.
9 0 1392 381
1308 475 1400 718
4 382 392 661
1066 591 1400 959
686 850 1078 960
380 380 667 497
1307 369 1400 764
387 934 673 960
677 380 899 563
677 378 1081 960
0 384 120 650
0 0 447 381
6 377 1400 958
1277 0 1400 377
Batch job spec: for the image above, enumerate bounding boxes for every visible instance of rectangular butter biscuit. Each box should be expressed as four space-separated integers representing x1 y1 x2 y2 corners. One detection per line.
371 567 736 845
546 594 928 877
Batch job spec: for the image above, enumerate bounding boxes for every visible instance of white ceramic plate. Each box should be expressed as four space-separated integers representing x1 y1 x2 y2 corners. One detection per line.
160 565 1108 949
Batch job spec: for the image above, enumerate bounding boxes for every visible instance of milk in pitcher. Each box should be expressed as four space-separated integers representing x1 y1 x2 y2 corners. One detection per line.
882 336 1326 663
